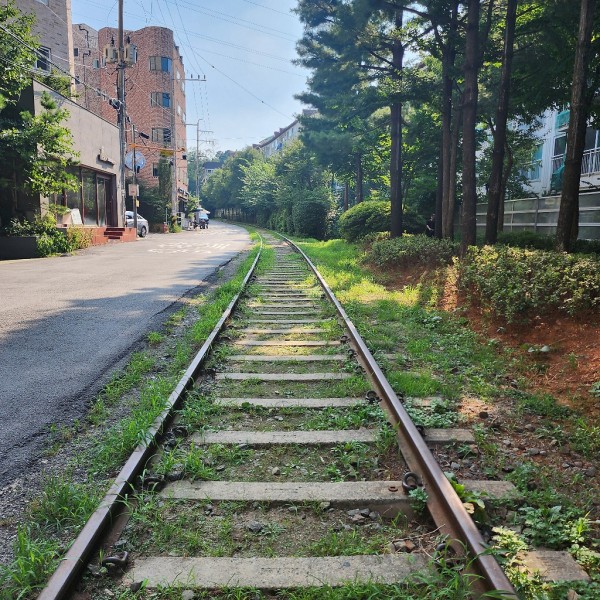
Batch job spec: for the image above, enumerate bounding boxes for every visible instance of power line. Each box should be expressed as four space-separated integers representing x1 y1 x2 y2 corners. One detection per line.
239 0 296 18
166 0 296 41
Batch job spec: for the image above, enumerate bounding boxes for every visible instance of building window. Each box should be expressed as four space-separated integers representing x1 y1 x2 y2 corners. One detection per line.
74 47 79 57
36 47 51 72
182 112 186 124
149 56 172 72
152 163 159 177
177 104 181 116
176 70 180 80
151 128 171 144
150 92 171 107
93 58 100 69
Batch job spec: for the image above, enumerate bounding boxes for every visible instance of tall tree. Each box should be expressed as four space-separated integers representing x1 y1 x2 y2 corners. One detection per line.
485 0 518 244
295 0 410 237
460 0 482 252
556 0 598 251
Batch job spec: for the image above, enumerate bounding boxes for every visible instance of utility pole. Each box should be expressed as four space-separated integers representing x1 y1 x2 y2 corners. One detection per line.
117 0 126 226
131 123 138 233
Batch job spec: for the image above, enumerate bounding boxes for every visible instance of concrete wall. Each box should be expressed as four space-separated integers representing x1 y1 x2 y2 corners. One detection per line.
28 80 124 224
15 0 75 81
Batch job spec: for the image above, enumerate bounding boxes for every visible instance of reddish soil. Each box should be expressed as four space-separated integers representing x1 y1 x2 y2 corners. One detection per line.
384 264 600 418
374 262 600 525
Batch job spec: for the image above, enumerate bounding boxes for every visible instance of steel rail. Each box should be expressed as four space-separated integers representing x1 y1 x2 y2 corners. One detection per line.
285 236 517 598
38 240 262 600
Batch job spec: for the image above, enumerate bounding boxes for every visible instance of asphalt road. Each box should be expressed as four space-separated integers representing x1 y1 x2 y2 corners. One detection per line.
0 222 251 487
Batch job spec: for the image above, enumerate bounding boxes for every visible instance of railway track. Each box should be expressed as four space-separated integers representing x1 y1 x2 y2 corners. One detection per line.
39 234 525 599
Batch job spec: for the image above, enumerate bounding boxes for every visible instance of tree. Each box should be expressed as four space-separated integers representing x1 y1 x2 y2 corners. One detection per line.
484 0 518 244
460 0 482 253
0 92 79 219
0 2 37 110
295 1 410 237
0 2 79 225
556 0 598 251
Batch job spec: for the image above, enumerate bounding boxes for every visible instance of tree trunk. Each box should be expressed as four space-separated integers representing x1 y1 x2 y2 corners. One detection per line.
460 0 480 254
439 1 459 239
435 138 443 238
355 153 364 203
390 9 404 238
485 0 518 245
499 139 513 233
556 0 597 252
444 102 462 239
343 182 349 212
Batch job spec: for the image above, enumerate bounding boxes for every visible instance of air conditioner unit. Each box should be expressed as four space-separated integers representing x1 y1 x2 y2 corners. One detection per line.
124 44 137 66
103 45 118 64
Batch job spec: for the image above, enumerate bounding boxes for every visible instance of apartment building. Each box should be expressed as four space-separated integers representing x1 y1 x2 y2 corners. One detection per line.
254 109 317 159
72 25 188 212
476 109 600 240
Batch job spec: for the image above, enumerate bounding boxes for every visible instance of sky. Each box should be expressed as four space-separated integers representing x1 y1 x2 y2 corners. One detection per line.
70 0 311 155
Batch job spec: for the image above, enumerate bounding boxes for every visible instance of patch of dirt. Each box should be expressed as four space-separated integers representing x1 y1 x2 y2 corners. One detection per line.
373 262 600 526
381 263 600 418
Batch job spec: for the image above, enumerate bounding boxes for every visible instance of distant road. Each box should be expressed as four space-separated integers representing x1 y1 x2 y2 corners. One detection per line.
0 222 250 487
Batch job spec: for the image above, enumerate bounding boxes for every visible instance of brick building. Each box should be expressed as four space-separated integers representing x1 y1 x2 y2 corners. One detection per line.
72 25 188 215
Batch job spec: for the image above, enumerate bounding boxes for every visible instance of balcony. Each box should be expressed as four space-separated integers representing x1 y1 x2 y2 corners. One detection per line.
552 148 600 176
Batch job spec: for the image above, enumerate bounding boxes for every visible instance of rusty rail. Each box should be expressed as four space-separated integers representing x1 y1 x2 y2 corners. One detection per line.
38 241 262 600
285 236 517 598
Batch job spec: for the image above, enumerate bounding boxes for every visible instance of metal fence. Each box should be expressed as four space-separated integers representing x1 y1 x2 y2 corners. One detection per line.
476 191 600 240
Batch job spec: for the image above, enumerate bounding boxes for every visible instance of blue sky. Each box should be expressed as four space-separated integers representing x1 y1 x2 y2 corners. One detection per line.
70 0 310 155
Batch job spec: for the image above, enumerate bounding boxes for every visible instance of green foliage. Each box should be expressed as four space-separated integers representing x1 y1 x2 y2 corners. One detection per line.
408 487 429 515
28 477 98 529
458 246 600 322
0 526 60 599
0 214 81 256
339 201 390 242
291 199 330 240
0 92 79 197
0 2 37 109
518 505 589 550
369 234 458 269
138 181 169 225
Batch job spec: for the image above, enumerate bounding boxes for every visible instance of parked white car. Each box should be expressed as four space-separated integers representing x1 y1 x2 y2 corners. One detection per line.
125 211 149 237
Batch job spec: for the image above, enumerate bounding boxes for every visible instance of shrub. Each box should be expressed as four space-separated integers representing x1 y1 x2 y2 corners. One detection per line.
339 201 390 242
496 231 555 251
497 230 600 255
458 245 600 322
292 200 329 240
1 216 77 256
66 227 93 249
369 234 459 269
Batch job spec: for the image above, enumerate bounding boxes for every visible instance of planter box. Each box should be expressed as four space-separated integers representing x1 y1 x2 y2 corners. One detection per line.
0 236 38 260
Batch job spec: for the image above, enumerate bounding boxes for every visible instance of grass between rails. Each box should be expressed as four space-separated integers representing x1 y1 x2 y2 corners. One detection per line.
0 235 263 600
295 237 600 600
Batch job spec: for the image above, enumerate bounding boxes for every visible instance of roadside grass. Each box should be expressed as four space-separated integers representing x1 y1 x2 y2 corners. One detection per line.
296 237 599 596
0 235 261 599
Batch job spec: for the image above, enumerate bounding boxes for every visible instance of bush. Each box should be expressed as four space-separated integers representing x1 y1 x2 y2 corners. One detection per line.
292 200 329 240
339 201 390 242
1 216 77 257
497 230 600 255
369 234 459 269
66 227 93 249
458 245 600 322
496 231 555 251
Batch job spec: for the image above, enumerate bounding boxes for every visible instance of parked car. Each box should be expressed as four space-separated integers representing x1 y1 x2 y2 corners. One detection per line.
197 213 208 229
125 211 148 237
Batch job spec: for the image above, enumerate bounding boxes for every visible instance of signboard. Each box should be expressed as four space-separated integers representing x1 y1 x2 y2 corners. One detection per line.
71 208 83 226
128 184 139 197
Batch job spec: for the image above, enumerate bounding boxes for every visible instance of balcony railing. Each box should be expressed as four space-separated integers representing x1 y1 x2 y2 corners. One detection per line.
551 148 600 176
